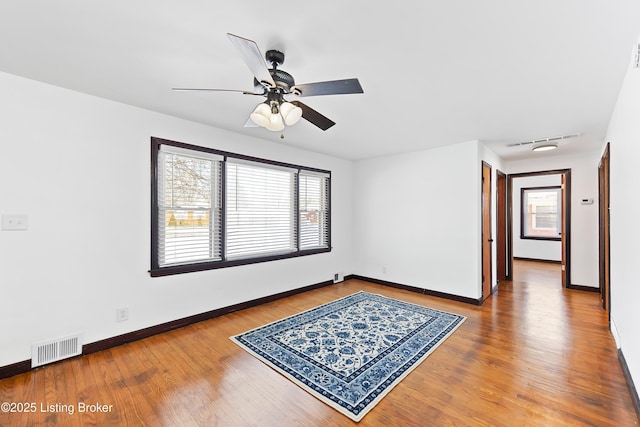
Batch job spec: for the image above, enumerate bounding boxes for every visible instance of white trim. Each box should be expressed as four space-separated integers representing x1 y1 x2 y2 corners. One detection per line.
226 156 297 173
610 318 621 349
159 144 224 162
298 169 330 179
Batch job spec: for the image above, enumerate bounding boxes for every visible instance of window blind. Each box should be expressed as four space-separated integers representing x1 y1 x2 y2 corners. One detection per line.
299 171 330 249
521 187 561 239
225 160 296 259
158 149 222 266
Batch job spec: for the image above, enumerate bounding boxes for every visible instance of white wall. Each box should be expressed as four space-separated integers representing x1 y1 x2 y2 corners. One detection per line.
0 71 354 367
603 38 640 394
353 140 482 299
504 151 600 287
512 174 562 261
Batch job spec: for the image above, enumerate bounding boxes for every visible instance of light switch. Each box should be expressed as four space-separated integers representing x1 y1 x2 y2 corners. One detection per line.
2 214 29 231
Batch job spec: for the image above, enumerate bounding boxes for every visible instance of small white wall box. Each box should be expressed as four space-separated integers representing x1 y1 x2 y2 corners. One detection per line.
1 214 28 230
581 198 594 205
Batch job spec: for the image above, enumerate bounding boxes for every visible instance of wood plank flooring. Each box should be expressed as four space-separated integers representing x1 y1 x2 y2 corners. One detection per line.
1 260 638 426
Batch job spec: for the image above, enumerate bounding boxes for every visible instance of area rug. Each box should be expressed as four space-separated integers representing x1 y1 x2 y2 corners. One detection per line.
230 291 465 421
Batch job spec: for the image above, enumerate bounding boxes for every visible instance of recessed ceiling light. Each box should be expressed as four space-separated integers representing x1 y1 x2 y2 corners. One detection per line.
532 143 558 152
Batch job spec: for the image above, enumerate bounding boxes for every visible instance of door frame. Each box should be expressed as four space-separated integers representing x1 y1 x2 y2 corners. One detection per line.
506 169 571 286
598 143 611 314
496 170 507 283
481 161 493 301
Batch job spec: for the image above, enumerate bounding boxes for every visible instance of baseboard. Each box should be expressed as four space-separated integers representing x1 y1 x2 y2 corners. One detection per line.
566 284 599 292
513 257 561 264
346 275 482 306
618 348 640 419
0 359 31 380
0 279 334 380
83 279 334 355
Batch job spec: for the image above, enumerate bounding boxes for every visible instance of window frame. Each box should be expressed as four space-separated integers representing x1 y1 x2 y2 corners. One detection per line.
520 185 562 241
150 137 331 277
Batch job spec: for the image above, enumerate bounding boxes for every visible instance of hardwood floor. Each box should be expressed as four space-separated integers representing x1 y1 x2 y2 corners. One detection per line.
1 260 637 426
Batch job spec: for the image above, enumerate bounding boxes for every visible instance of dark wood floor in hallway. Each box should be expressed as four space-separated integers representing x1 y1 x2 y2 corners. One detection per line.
0 260 637 426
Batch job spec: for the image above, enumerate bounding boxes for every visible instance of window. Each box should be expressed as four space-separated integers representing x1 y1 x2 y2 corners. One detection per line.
521 186 561 240
226 160 296 259
157 147 222 266
298 172 330 250
151 137 331 276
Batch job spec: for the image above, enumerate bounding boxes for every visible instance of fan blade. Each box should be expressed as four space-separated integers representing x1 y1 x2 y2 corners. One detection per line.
227 33 275 88
291 101 335 130
172 88 264 95
292 78 363 97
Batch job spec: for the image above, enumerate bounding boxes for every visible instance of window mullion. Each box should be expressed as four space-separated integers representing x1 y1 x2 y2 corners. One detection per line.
220 159 227 261
295 171 300 251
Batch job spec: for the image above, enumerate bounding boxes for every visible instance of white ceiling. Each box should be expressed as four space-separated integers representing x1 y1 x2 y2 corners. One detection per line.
1 1 639 161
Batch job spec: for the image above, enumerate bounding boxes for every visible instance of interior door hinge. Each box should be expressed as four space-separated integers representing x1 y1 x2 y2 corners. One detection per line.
561 265 566 271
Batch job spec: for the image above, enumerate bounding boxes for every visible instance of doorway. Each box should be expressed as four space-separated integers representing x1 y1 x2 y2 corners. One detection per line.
481 161 493 301
598 143 610 314
496 170 507 283
506 169 571 287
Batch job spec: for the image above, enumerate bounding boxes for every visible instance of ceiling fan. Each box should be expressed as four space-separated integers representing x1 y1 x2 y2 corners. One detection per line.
173 33 364 133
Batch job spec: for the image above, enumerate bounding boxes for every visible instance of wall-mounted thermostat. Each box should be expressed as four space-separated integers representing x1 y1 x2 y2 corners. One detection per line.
581 198 594 205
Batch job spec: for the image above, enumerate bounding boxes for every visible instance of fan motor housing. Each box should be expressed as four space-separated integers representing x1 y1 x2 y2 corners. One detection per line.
271 69 295 88
254 69 295 92
251 49 295 92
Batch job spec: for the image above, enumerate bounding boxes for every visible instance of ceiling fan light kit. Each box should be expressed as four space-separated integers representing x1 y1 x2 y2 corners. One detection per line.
280 101 303 126
174 33 363 134
249 103 272 127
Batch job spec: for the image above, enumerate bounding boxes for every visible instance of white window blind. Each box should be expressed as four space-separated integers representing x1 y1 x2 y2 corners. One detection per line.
522 187 561 239
299 172 329 249
158 149 222 266
226 161 296 259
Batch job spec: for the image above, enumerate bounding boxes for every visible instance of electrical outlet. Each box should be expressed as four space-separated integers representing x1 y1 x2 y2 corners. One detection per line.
116 307 129 322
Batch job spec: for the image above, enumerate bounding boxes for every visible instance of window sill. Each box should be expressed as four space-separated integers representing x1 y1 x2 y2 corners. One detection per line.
150 247 331 277
519 236 561 242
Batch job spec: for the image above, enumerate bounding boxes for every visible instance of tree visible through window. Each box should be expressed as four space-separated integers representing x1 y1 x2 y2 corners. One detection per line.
299 173 330 250
521 186 561 240
158 150 222 266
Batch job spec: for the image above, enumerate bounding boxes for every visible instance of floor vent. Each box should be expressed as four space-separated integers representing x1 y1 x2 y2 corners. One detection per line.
31 334 82 368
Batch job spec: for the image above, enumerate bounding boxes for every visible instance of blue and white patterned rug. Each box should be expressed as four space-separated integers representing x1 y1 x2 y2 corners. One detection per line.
230 291 465 421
